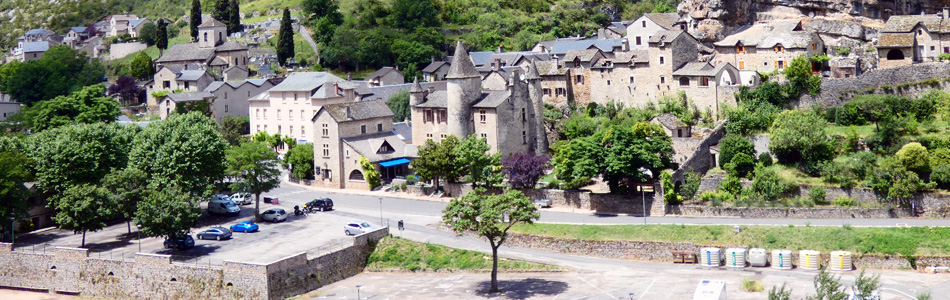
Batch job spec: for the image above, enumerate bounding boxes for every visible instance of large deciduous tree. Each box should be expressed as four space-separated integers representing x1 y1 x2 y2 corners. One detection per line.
226 140 281 221
0 138 33 241
130 52 155 81
0 46 105 106
130 112 227 197
190 0 202 41
19 84 120 132
139 22 158 46
108 76 145 106
718 134 755 168
454 135 502 188
806 269 847 300
442 188 539 293
285 143 314 180
219 115 250 146
386 90 410 122
410 136 462 192
769 109 834 171
501 152 550 189
27 123 138 195
103 167 148 234
135 187 202 240
52 184 117 247
276 8 295 66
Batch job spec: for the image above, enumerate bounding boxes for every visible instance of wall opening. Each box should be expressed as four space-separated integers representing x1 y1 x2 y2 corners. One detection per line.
886 49 905 60
50 266 56 270
170 278 177 282
349 170 364 181
226 282 233 287
107 272 114 276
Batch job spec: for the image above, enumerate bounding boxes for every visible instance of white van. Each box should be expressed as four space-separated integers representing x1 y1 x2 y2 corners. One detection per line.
209 195 241 216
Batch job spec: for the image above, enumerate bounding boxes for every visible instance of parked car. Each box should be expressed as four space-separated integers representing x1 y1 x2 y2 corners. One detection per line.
230 193 252 205
305 198 334 212
344 221 376 236
230 221 259 233
533 198 552 208
197 227 232 241
261 208 287 222
208 197 240 216
163 234 195 250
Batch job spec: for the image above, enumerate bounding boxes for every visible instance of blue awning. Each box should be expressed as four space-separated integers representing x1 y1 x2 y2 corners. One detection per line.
378 158 411 167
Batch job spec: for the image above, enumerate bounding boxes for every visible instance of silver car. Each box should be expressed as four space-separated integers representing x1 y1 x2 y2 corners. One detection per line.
261 208 288 222
230 193 252 205
344 221 376 236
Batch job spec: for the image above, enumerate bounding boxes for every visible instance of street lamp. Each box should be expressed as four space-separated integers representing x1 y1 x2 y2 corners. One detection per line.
639 167 653 225
136 224 142 253
9 213 14 244
356 285 361 299
378 197 383 226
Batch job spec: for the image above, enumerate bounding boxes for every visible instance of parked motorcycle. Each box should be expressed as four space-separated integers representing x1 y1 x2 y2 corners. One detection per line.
294 205 305 216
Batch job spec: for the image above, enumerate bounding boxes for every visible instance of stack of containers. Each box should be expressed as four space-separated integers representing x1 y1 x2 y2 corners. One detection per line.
725 248 747 268
771 249 793 270
701 247 722 267
800 250 821 270
748 248 768 267
830 251 853 271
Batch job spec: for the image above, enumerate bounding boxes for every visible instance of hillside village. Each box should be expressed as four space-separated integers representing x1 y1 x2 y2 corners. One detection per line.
4 0 950 299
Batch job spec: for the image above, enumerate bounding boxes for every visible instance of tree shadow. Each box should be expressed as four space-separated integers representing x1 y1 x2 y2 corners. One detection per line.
474 278 570 300
82 239 134 251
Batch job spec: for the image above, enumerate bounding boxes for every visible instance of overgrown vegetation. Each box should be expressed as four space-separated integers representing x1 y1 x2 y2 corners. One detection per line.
366 237 558 272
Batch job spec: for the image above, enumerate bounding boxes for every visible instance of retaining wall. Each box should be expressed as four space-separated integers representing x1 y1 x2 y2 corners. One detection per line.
107 42 148 60
797 62 950 107
0 227 389 299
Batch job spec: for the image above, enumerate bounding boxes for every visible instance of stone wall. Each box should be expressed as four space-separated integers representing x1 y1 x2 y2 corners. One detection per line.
0 228 390 300
107 42 148 60
796 62 950 107
506 232 950 271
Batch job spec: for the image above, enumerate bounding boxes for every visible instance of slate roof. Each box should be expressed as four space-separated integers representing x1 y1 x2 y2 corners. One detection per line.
614 50 650 63
644 13 681 30
320 100 393 122
165 91 215 102
525 61 541 80
22 41 50 53
883 15 934 32
409 78 423 93
361 81 446 102
178 70 207 81
484 52 551 67
535 61 568 76
533 36 586 52
155 43 216 63
422 61 449 73
23 28 55 37
209 56 229 66
413 90 448 108
714 20 815 49
878 32 916 47
367 67 397 80
446 41 481 79
393 122 412 141
269 72 347 92
216 41 247 52
652 113 687 129
199 18 227 28
129 19 149 29
468 51 495 67
70 27 88 34
473 91 511 108
648 29 685 44
203 78 270 92
562 49 602 62
549 39 624 55
672 61 718 76
713 24 770 47
343 132 418 162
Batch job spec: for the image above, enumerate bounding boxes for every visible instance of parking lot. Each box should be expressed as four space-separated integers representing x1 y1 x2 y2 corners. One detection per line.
13 191 378 265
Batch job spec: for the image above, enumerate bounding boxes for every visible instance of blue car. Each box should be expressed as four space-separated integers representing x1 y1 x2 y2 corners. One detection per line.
230 221 259 233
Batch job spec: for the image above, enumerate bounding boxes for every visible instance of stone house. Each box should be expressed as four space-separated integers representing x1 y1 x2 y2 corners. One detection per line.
128 19 152 38
651 113 690 138
203 78 279 123
249 72 358 149
66 27 91 42
158 92 216 119
311 100 416 190
875 10 950 69
535 61 572 106
530 36 585 53
366 67 405 87
482 66 526 91
0 96 21 121
16 28 61 51
146 66 214 109
626 13 683 50
410 42 548 157
154 18 248 78
19 42 50 62
830 57 860 78
713 20 824 73
483 52 551 71
421 60 450 82
541 39 626 57
672 61 741 115
107 14 139 37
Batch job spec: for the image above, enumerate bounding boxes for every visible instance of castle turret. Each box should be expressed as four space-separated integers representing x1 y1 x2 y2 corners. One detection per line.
445 41 482 139
409 77 425 106
526 61 548 154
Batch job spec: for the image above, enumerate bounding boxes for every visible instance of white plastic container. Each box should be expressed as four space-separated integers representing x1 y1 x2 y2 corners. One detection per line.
771 249 793 270
700 247 722 267
725 248 747 268
748 248 768 267
800 250 821 270
830 251 853 271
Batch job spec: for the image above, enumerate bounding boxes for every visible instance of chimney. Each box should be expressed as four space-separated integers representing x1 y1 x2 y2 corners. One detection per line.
497 44 503 53
944 6 949 19
334 82 339 95
347 72 352 81
431 56 435 63
345 106 351 120
494 59 501 71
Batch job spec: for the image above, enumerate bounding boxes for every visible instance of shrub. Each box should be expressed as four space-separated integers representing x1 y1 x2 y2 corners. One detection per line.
726 152 755 178
752 166 791 200
719 134 755 168
896 142 931 174
678 171 702 200
835 46 851 56
758 152 773 167
721 174 743 196
809 187 827 205
742 278 764 292
940 53 950 61
833 196 855 207
406 174 419 185
932 164 950 190
661 171 683 205
769 110 834 168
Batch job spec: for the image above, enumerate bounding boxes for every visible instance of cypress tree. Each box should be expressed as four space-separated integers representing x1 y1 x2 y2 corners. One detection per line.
276 8 295 67
156 19 168 56
229 0 243 35
190 0 202 41
213 0 230 32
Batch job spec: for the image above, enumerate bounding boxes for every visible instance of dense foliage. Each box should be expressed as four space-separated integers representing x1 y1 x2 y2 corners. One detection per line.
17 84 120 132
226 140 282 221
501 152 551 189
0 46 105 105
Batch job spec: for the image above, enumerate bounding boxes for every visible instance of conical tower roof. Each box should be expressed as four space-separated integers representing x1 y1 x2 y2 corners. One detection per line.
525 61 541 80
445 41 480 79
409 77 423 93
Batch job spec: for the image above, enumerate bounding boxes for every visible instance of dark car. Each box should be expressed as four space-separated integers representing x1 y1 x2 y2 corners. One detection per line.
305 198 334 212
163 234 195 250
197 227 232 241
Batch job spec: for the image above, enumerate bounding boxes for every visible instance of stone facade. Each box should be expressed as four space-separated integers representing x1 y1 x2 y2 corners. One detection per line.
0 228 389 300
147 66 214 109
796 62 950 107
206 79 278 124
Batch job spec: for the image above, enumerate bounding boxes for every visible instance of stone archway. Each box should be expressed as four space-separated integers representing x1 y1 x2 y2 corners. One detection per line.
886 49 905 60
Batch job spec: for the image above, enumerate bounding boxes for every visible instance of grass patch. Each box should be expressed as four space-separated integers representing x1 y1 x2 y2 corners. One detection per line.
826 125 876 138
510 224 950 257
366 237 560 272
741 279 764 292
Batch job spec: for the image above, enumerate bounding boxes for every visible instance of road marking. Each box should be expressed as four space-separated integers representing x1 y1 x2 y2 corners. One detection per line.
576 276 617 300
880 287 918 299
638 279 655 300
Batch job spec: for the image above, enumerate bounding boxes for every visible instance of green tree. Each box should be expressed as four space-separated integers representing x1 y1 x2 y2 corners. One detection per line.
27 123 138 194
390 0 442 31
387 90 410 122
768 283 792 300
601 123 673 193
139 22 158 46
769 110 834 171
866 157 935 207
276 8 295 66
752 165 791 200
219 115 250 146
228 0 242 34
213 0 230 32
359 156 382 189
135 186 201 240
156 19 168 55
226 140 282 221
852 270 881 300
130 112 227 197
661 170 682 204
286 143 314 180
786 55 818 95
726 152 755 178
552 136 601 189
410 136 462 192
190 0 202 41
442 188 539 293
52 184 117 247
20 84 120 132
0 145 33 241
302 0 343 24
454 135 502 188
896 142 931 174
0 46 105 105
718 134 755 168
130 52 155 80
103 167 148 234
806 269 847 300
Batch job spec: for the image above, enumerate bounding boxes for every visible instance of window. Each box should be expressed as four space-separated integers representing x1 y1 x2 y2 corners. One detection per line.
436 109 443 123
480 133 487 138
290 126 293 136
635 36 641 45
225 105 229 113
543 88 551 95
345 149 349 157
736 45 745 53
679 77 690 87
289 110 293 121
322 123 329 137
522 131 527 144
700 77 709 87
739 61 745 70
257 125 260 132
777 60 785 69
773 45 785 52
642 20 646 27
278 126 281 134
424 110 433 123
479 110 487 123
263 109 267 120
277 109 281 120
607 80 611 86
322 144 330 157
440 134 446 139
184 82 190 89
630 77 634 84
377 123 383 132
426 133 433 140
813 43 818 50
575 75 584 84
301 110 305 120
659 56 665 65
521 108 525 121
932 46 936 51
660 76 666 84
945 47 949 53
301 126 305 136
256 109 260 119
203 32 207 42
281 93 286 102
163 81 171 88
555 88 566 96
440 110 447 123
224 93 228 99
360 125 367 134
294 93 298 103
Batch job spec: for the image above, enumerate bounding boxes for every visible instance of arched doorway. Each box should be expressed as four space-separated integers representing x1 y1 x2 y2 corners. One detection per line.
349 170 364 181
886 49 905 60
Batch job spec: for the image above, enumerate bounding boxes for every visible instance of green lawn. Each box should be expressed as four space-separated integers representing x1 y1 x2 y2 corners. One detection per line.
240 0 303 15
366 237 561 272
510 224 950 256
825 125 877 138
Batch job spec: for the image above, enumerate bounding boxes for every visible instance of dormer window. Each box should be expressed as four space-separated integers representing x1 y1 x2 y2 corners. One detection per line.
736 45 745 53
773 45 785 53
